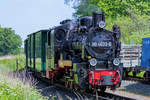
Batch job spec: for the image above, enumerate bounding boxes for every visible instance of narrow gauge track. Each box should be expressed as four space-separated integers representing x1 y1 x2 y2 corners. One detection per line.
25 69 136 100
55 83 136 100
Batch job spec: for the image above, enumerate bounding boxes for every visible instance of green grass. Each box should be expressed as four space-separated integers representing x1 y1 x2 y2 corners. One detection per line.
0 55 25 71
0 55 48 100
0 72 48 100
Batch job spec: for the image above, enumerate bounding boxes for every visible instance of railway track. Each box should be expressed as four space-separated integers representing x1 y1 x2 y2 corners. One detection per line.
22 69 136 100
55 83 136 100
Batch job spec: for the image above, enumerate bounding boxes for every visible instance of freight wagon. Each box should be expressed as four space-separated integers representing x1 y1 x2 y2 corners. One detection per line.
123 38 150 81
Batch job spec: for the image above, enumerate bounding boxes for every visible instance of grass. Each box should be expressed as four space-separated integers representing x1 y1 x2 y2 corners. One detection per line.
0 55 26 71
0 55 44 72
0 55 48 100
0 71 48 100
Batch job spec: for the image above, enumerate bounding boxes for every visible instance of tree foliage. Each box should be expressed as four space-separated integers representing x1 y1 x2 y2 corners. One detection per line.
105 13 150 44
65 0 150 17
0 26 22 55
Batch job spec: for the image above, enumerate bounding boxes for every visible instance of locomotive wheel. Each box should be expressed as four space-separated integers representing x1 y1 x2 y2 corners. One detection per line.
65 81 69 88
50 78 54 85
99 86 106 92
74 84 79 91
69 81 73 89
49 71 55 85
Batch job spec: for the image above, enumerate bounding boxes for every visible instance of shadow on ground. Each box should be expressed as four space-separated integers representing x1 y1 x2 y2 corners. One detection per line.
120 81 150 96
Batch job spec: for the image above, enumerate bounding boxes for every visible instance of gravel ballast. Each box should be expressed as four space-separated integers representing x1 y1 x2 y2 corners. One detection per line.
107 80 150 100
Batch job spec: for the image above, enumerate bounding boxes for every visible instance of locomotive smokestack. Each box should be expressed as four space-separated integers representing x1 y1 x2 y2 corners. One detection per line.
92 11 105 28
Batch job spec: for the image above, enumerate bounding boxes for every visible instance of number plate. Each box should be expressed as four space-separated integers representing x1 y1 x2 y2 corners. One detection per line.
91 41 112 47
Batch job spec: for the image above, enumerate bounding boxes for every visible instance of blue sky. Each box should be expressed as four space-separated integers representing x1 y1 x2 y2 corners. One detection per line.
0 0 74 43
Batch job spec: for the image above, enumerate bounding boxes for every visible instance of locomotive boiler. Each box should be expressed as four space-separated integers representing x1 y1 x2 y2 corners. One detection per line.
25 11 122 93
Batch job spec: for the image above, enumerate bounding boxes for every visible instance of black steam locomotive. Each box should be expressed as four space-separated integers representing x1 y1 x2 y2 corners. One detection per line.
25 11 122 93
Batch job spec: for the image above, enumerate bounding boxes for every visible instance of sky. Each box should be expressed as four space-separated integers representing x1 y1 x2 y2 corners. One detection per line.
0 0 74 44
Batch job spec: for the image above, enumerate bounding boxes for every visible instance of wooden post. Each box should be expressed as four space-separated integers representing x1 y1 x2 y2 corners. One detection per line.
16 59 18 72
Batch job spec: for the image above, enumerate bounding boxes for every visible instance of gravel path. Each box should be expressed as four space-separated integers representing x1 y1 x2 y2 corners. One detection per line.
106 80 150 100
0 55 14 60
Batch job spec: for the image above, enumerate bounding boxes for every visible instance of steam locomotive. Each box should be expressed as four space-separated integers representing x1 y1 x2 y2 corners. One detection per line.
25 11 122 93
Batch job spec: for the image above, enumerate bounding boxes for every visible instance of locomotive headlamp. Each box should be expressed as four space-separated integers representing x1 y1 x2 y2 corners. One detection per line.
89 58 97 66
98 21 105 28
113 58 120 66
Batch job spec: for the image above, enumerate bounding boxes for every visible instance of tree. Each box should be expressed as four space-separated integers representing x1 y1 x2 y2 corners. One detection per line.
105 14 150 44
0 26 22 55
65 0 150 17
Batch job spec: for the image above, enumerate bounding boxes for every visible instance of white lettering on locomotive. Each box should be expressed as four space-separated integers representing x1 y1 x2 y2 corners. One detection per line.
91 41 112 47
